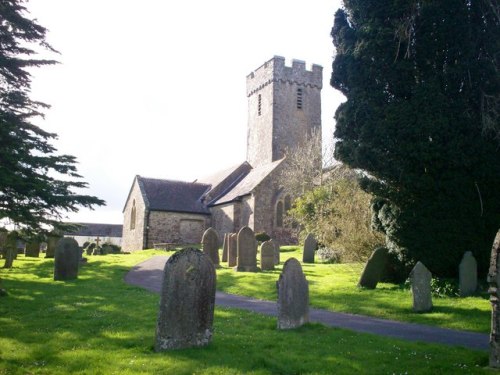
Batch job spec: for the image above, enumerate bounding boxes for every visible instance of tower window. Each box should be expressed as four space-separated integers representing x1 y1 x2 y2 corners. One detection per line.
297 88 303 110
258 94 262 116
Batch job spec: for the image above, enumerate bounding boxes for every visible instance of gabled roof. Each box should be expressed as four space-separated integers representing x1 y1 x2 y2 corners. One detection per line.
211 158 284 206
65 223 123 237
138 176 211 214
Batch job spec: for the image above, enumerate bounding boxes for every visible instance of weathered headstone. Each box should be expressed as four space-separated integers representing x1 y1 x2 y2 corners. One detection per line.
222 233 229 262
270 239 280 265
201 227 220 268
277 258 309 329
409 261 432 312
54 238 80 281
227 233 237 267
302 233 317 263
488 229 500 368
235 227 259 272
3 233 17 269
155 248 216 351
358 247 388 289
45 234 61 258
459 251 477 297
260 240 275 271
25 241 41 258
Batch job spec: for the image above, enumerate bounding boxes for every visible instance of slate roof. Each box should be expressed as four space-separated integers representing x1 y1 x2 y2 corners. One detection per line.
138 176 211 214
65 223 123 237
211 158 284 206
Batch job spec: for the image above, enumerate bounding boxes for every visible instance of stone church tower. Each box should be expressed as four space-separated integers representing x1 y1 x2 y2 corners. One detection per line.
246 56 323 167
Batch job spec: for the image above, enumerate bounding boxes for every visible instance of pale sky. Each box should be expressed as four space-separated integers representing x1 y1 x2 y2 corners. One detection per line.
27 0 346 225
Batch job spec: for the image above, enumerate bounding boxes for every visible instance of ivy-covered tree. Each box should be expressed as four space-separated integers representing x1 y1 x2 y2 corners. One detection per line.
0 0 104 233
331 1 500 277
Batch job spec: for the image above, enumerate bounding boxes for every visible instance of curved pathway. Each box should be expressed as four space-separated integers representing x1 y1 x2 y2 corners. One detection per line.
124 256 489 351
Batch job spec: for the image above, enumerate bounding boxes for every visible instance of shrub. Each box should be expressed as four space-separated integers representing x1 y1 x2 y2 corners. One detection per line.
255 232 271 243
317 247 342 264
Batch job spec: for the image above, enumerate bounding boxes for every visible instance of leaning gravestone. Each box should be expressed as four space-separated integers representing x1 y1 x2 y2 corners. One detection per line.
459 251 477 297
270 239 280 265
222 233 229 262
54 238 80 281
260 241 275 271
358 247 388 289
227 233 237 267
201 227 220 268
488 229 500 368
302 233 317 263
235 227 259 272
409 261 432 312
277 258 309 329
25 241 41 258
155 248 216 351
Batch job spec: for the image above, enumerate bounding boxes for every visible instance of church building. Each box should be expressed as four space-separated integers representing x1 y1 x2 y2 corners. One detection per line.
121 56 322 252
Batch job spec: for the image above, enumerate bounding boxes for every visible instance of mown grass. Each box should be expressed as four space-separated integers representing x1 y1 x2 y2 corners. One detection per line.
216 246 491 333
0 251 492 374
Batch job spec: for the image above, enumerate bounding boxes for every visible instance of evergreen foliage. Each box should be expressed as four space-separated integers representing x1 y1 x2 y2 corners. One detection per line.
331 0 500 277
0 0 104 233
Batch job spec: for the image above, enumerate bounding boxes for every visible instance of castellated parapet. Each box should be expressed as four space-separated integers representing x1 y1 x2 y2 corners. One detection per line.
246 56 323 168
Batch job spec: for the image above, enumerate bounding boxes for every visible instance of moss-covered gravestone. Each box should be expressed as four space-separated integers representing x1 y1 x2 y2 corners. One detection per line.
277 258 309 329
260 240 275 271
302 233 317 263
488 229 500 368
358 247 388 289
201 227 220 268
155 248 216 351
54 238 80 281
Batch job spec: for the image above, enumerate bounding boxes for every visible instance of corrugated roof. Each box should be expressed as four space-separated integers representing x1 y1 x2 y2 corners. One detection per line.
139 176 211 214
212 159 284 206
65 223 123 237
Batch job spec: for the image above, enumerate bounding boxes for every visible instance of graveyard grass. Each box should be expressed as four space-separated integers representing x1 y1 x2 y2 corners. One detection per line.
0 251 491 374
217 246 491 333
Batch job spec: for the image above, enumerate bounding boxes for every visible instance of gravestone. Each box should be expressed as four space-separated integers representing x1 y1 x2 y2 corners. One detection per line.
155 248 216 351
25 241 41 258
409 261 432 312
277 258 309 329
488 229 500 368
459 251 477 297
201 227 220 268
222 233 229 262
260 241 275 271
3 233 17 269
358 247 388 289
270 239 280 265
302 233 316 263
45 234 61 258
227 233 237 267
235 227 259 272
54 238 80 281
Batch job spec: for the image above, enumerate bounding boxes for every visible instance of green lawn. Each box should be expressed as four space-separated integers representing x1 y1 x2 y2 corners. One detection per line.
216 246 491 333
0 251 492 374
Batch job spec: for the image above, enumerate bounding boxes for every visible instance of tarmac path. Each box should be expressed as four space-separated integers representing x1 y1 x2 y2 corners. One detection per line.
124 255 489 351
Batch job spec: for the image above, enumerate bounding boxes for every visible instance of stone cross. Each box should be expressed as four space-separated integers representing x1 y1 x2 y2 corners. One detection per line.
459 251 478 297
227 233 237 268
235 226 259 272
95 236 101 248
260 240 275 271
54 238 80 281
201 227 220 268
488 229 500 368
302 233 316 263
155 248 216 351
409 261 432 312
358 247 388 289
277 258 309 329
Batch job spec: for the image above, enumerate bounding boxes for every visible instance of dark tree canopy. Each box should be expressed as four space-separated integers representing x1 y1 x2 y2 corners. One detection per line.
331 0 500 277
0 0 104 233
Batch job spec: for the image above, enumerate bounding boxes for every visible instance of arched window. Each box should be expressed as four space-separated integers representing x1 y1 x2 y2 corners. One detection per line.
130 200 136 230
276 201 284 228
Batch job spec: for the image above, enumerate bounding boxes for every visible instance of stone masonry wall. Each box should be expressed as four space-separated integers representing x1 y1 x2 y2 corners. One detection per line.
122 178 147 252
146 211 209 247
210 203 236 240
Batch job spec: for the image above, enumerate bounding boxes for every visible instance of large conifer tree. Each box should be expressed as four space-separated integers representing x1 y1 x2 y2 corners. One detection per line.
0 0 104 232
331 0 500 277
